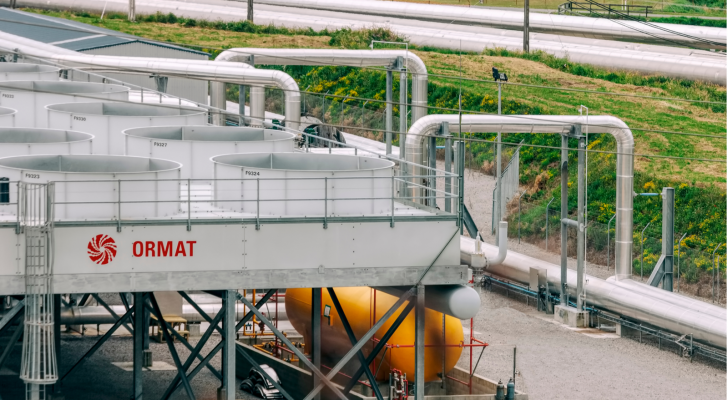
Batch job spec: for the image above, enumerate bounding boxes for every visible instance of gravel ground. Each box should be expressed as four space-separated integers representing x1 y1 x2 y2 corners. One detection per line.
457 286 727 400
0 331 257 400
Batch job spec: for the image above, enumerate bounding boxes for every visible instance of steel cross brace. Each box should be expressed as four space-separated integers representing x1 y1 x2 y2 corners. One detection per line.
236 293 348 400
327 288 385 400
343 300 416 395
300 288 415 400
0 315 23 372
164 290 278 396
0 299 23 334
149 293 196 400
92 293 133 335
61 305 134 382
160 303 226 400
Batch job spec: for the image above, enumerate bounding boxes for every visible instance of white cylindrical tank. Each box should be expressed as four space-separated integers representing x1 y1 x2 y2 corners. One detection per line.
0 63 59 81
123 125 296 180
0 81 129 128
0 154 181 220
0 128 93 158
212 153 394 216
46 102 208 155
0 107 16 127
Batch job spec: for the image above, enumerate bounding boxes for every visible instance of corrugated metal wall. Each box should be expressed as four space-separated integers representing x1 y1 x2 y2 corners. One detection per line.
81 42 209 105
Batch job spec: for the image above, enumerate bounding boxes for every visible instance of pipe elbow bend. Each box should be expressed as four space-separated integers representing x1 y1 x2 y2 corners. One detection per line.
486 221 508 267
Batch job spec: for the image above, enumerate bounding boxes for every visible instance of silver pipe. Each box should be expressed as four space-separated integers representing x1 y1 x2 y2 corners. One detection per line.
407 115 634 280
249 86 265 128
210 81 226 126
461 237 727 349
257 0 727 50
373 285 480 320
214 48 429 123
486 221 508 268
0 32 301 131
58 303 288 325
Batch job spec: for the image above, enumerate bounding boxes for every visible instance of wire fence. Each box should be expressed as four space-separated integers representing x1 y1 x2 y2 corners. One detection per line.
507 199 727 302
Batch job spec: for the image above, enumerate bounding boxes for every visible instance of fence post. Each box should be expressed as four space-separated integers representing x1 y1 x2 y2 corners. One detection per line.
518 191 526 244
640 222 651 281
677 232 687 292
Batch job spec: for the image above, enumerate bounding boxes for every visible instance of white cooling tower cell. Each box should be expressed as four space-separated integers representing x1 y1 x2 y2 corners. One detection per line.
212 152 394 216
0 154 181 220
123 125 296 179
46 102 208 155
0 128 93 158
0 63 60 81
0 107 16 127
0 81 129 128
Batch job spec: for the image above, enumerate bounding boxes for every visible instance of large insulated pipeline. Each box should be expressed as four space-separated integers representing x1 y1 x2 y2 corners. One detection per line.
256 0 727 50
462 237 727 349
0 32 301 131
214 48 429 123
407 114 634 281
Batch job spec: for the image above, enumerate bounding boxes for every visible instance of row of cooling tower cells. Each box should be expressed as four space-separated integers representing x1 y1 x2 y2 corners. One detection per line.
0 64 399 220
0 62 466 382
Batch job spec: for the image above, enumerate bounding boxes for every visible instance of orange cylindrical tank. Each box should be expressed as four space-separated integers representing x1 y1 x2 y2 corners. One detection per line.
286 287 464 382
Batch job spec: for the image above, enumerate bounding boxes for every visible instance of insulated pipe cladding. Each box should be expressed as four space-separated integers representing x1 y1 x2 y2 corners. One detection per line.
285 287 464 382
214 48 429 123
0 32 301 131
407 115 634 281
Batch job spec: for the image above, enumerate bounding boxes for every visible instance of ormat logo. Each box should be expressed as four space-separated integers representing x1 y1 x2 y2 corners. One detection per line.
88 234 117 265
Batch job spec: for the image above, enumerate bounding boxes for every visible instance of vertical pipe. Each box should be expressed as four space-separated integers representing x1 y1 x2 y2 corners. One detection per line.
662 187 675 291
133 292 143 400
386 69 393 155
210 81 226 126
445 135 452 213
311 289 321 400
560 134 568 305
239 85 247 126
458 141 465 235
222 290 236 400
399 58 407 161
523 0 530 52
429 135 437 208
414 284 425 400
576 133 585 311
249 86 265 128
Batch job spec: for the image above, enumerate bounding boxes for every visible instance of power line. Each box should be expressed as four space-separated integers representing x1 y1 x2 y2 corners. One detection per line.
1 14 725 107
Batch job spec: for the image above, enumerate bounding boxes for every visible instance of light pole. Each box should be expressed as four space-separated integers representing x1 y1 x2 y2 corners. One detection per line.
492 68 508 235
578 105 589 267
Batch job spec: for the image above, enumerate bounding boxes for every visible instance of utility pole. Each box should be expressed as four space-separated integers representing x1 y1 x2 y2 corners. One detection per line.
128 0 135 22
523 0 530 52
247 0 254 22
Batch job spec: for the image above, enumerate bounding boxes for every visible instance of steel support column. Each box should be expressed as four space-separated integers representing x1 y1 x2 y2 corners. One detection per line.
399 57 407 160
133 292 144 400
560 134 568 305
445 133 452 213
414 284 425 400
662 187 675 291
576 128 586 310
312 288 322 400
221 290 236 400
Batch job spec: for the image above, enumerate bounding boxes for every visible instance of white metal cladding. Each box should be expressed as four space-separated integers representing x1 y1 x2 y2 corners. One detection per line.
0 106 16 127
46 102 208 155
0 81 129 128
0 63 59 81
123 125 296 180
0 128 93 158
81 42 210 105
212 153 394 216
0 154 181 220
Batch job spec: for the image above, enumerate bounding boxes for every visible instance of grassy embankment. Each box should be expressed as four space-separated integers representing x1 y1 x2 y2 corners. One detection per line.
27 9 727 286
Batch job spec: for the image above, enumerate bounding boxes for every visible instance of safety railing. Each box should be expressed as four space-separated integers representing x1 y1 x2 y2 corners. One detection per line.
0 175 459 231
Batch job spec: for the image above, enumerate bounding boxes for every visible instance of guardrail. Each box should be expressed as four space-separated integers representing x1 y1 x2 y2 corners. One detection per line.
558 1 652 18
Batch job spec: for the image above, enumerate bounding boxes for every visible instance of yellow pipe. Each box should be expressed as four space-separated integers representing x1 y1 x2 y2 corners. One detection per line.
286 287 464 382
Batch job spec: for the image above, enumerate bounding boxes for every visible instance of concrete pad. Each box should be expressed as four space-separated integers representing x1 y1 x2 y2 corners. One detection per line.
554 305 589 328
111 361 177 371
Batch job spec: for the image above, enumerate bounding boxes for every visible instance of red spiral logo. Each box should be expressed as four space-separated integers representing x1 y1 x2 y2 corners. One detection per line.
88 234 117 265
